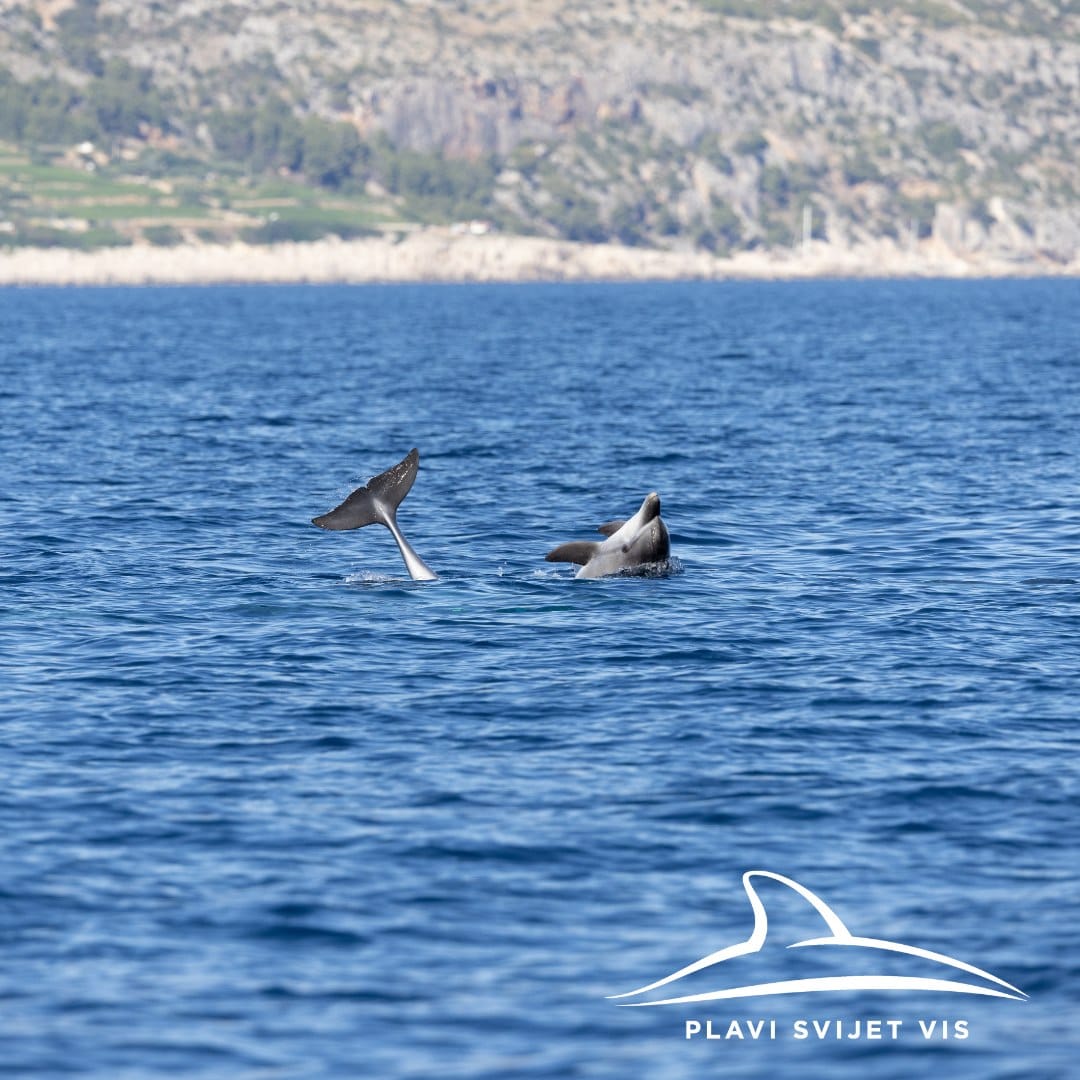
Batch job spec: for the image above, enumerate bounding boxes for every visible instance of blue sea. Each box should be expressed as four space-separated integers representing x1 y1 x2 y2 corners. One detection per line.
1 279 1078 1079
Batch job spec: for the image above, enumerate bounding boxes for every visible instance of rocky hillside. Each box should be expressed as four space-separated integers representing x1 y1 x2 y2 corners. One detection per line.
1 0 1078 262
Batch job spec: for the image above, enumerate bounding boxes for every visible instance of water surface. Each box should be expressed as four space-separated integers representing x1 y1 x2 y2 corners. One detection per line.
1 280 1078 1078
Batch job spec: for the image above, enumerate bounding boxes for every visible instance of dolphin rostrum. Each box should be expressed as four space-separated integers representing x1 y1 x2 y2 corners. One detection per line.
312 448 437 581
546 492 671 579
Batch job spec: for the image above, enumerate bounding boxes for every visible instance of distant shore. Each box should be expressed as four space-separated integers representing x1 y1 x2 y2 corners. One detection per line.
0 229 1075 286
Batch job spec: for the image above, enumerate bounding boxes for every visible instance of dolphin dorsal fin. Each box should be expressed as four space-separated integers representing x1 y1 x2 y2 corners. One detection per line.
545 541 600 566
597 519 626 537
312 448 420 531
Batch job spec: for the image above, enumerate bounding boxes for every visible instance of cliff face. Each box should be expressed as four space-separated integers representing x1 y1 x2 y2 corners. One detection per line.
2 0 1078 262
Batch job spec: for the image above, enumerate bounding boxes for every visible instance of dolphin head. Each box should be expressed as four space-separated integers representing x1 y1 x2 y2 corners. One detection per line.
611 492 663 545
624 493 669 565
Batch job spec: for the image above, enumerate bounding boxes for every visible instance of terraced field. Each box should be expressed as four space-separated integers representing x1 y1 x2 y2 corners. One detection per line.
0 144 398 249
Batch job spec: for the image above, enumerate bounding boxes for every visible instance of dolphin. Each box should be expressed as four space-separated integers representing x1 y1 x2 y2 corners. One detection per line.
546 491 670 579
608 870 1027 1005
312 448 437 581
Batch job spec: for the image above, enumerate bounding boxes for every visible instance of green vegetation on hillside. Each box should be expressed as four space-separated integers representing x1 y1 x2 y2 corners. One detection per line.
0 59 167 147
0 58 654 248
0 54 523 249
0 141 396 249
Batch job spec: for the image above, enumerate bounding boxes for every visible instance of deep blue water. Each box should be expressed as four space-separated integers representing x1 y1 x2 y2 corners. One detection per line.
1 280 1078 1079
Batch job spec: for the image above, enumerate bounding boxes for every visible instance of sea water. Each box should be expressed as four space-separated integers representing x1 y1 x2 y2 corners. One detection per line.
1 280 1078 1078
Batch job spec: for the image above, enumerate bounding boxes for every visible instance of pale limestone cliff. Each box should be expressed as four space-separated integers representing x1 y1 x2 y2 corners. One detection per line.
1 229 1075 286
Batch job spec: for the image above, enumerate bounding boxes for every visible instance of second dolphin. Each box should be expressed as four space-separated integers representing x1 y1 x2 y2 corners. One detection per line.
545 491 671 579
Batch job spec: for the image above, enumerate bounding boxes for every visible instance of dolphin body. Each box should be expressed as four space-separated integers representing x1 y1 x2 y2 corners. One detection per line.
312 448 436 581
546 492 670 579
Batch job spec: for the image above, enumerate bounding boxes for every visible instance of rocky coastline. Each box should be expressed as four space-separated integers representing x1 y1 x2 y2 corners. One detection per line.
1 229 1075 287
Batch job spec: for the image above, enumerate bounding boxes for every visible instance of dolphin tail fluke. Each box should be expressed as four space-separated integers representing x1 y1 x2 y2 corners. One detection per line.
312 489 379 530
546 541 600 565
312 448 420 531
366 447 420 512
313 449 436 581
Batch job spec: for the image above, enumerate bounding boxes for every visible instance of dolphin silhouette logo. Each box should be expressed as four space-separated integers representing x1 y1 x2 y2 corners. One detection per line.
609 871 1027 1005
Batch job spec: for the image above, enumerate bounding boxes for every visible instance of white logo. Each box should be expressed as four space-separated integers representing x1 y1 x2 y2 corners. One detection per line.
609 871 1027 1006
